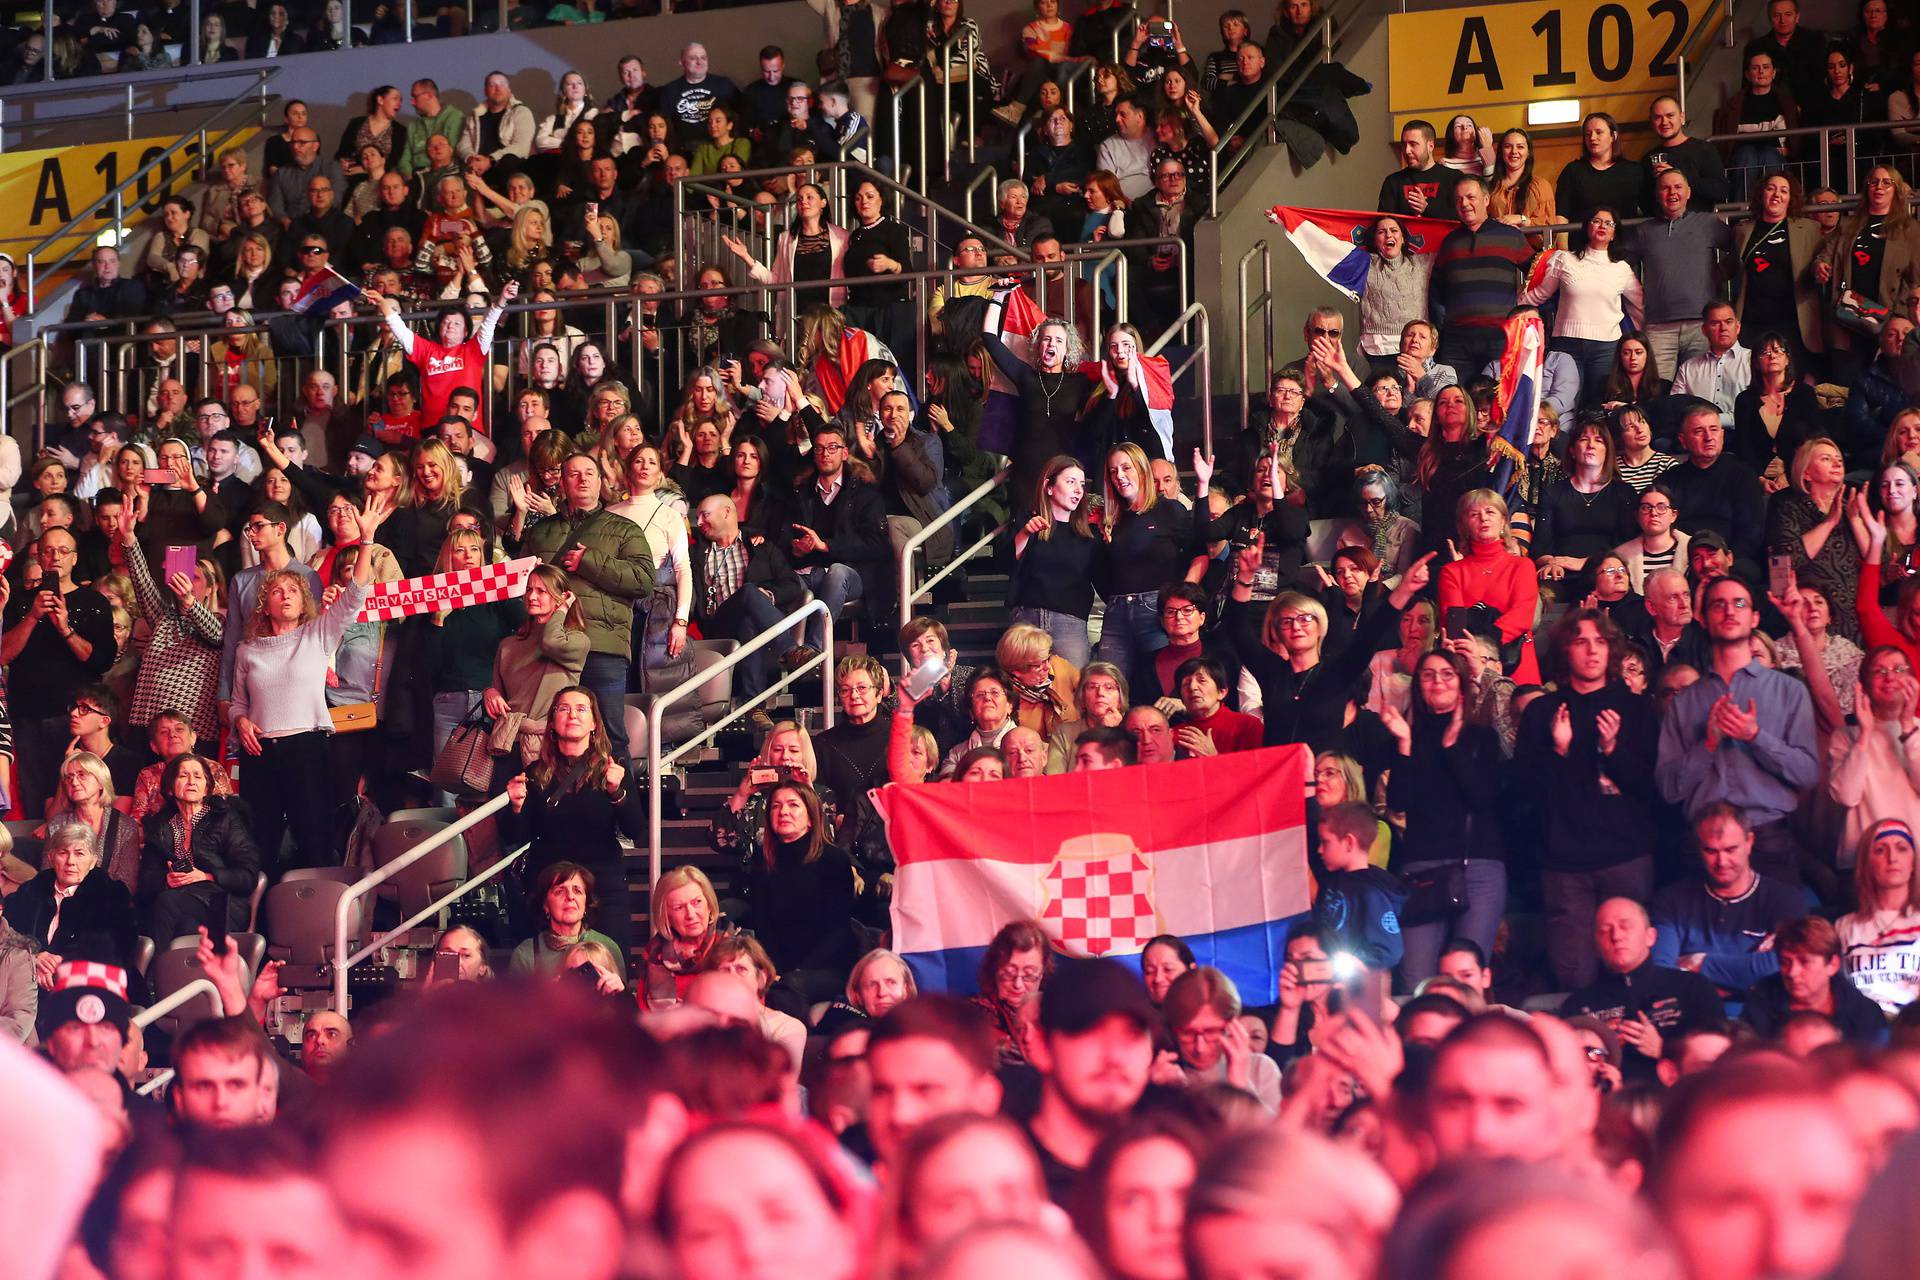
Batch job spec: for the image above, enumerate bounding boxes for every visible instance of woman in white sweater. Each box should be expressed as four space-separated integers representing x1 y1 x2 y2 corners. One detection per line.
1519 205 1644 413
606 442 692 690
229 495 390 870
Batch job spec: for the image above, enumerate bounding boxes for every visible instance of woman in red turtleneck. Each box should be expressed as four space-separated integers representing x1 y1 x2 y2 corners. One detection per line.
1437 487 1541 684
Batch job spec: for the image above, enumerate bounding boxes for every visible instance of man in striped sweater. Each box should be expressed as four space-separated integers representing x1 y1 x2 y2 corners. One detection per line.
1431 177 1533 376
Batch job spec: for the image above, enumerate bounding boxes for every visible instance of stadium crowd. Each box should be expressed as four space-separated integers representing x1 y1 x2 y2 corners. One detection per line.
14 0 1920 1278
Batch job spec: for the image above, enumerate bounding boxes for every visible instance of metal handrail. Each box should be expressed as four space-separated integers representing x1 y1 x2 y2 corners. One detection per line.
899 464 1010 638
22 67 276 312
1207 0 1371 218
646 597 835 888
1145 301 1212 457
1674 0 1740 113
930 25 980 182
1237 241 1272 433
889 72 930 195
962 165 999 228
133 977 220 1028
333 792 511 1009
338 840 532 973
1700 118 1906 195
0 61 273 151
1 337 46 455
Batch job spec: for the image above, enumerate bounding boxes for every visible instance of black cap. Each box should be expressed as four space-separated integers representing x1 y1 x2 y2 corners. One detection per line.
348 434 387 460
1039 957 1159 1035
1692 529 1730 552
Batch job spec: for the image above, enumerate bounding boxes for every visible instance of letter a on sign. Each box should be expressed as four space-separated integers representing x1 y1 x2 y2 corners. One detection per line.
1448 18 1503 95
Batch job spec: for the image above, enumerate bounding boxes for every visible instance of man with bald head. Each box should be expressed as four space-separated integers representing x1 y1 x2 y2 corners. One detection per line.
1560 897 1725 1081
689 492 803 698
1002 726 1050 777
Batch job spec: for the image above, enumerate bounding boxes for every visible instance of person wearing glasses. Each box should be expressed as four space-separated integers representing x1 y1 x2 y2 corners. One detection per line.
264 127 346 228
215 502 324 732
1 528 117 818
1817 165 1920 383
967 919 1053 1065
789 423 889 658
1657 574 1821 886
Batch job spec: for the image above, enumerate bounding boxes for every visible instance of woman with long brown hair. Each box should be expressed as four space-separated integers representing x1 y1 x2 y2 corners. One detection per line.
503 685 643 957
1011 455 1099 668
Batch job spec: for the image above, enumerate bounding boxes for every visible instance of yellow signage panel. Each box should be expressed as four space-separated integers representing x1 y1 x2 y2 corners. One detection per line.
1388 0 1714 117
0 129 258 257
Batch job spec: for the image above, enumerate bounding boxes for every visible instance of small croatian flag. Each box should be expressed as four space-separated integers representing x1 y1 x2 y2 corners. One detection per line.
289 267 362 316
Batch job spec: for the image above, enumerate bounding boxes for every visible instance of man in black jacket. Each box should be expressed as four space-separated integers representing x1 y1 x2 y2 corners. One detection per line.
690 493 804 698
1561 897 1725 1083
866 390 952 569
66 246 148 324
790 424 889 656
1517 608 1665 991
1741 916 1889 1048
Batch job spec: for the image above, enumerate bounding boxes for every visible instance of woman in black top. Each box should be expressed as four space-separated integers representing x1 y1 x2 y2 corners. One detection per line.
1221 530 1431 750
1011 455 1100 669
137 753 261 945
1552 112 1643 240
842 179 917 361
746 781 858 1002
5 820 138 978
1734 173 1823 372
1733 332 1822 485
1382 647 1506 984
1096 443 1195 679
981 305 1081 517
502 686 646 959
1532 416 1641 596
1412 386 1498 560
1817 164 1920 382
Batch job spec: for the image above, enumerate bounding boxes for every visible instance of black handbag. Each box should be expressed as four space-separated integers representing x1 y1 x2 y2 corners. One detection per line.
1398 859 1469 926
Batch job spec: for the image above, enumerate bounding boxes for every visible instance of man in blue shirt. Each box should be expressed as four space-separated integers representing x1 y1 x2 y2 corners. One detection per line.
1650 803 1810 1011
1658 576 1821 887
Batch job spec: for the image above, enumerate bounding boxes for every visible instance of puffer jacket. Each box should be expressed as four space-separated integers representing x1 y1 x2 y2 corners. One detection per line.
521 505 656 657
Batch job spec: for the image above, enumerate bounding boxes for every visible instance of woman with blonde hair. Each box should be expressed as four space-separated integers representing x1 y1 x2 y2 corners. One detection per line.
1097 442 1192 676
503 204 552 272
608 442 693 685
591 413 646 500
1438 488 1541 682
710 721 840 860
664 367 738 468
42 752 141 891
425 525 522 791
585 380 633 441
996 622 1080 740
231 496 391 877
638 863 734 1009
534 70 600 154
1770 435 1860 641
801 302 897 417
1314 750 1390 866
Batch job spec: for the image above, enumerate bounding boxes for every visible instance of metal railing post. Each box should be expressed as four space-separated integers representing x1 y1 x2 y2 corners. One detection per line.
964 29 977 165
898 466 1010 646
646 598 833 889
41 0 52 82
334 792 512 1010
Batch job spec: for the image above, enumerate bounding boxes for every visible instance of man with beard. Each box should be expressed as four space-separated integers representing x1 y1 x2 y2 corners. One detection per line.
1020 958 1159 1202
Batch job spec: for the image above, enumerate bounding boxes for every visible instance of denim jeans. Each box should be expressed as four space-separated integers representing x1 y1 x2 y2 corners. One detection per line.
1097 591 1166 681
1551 336 1620 410
581 651 632 763
1010 606 1091 669
797 563 863 651
431 689 485 805
1397 858 1508 988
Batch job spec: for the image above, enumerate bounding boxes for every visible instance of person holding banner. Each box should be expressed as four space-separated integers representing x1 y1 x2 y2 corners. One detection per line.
229 495 391 872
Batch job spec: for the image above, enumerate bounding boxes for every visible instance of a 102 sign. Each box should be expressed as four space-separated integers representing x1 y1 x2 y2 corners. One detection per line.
1387 0 1708 114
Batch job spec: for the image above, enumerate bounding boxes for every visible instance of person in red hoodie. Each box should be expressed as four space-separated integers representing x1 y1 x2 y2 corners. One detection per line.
1172 655 1263 757
1438 487 1542 684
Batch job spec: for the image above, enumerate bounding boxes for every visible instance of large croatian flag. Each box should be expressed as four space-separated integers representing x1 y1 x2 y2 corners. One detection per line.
1491 311 1547 493
874 745 1313 1000
1266 206 1455 300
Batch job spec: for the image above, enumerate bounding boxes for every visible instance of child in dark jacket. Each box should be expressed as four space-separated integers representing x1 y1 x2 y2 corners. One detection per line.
1313 800 1409 971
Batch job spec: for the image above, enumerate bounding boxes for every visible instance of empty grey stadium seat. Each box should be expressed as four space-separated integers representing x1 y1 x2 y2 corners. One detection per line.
147 942 242 1033
627 639 740 762
263 877 370 967
371 818 469 917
